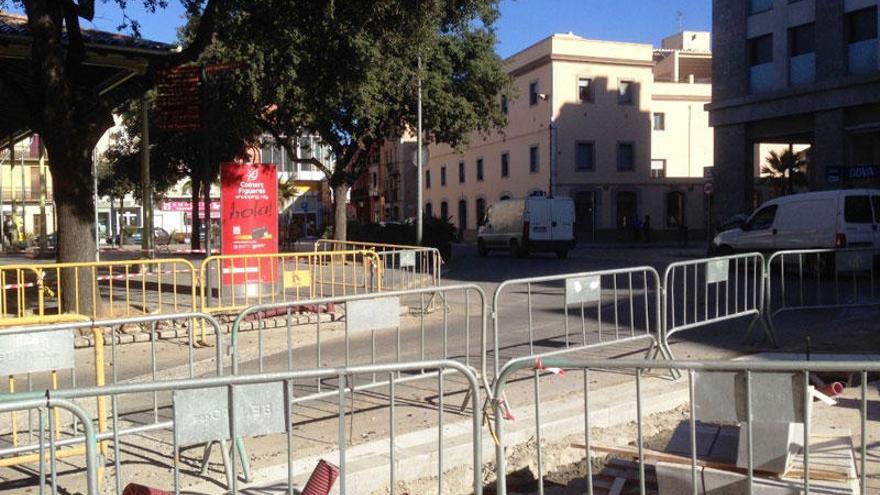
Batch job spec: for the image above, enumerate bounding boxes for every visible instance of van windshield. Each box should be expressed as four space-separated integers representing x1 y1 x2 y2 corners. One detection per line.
844 196 873 223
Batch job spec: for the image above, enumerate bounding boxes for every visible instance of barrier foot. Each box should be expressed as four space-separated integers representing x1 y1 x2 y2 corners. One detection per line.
235 436 252 482
743 315 778 348
198 441 214 476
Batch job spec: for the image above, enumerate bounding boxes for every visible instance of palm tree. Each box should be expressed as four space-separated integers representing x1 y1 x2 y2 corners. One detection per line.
278 178 297 208
761 148 808 196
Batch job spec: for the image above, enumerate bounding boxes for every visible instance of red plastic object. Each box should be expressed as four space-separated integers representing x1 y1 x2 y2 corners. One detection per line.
819 382 845 397
122 484 173 495
301 459 340 495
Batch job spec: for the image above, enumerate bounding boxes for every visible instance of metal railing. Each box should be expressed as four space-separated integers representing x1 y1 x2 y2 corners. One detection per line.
492 356 875 495
314 239 442 291
200 250 381 315
491 267 668 377
229 284 488 403
0 258 198 326
0 360 482 495
765 248 880 331
0 313 225 472
663 253 775 357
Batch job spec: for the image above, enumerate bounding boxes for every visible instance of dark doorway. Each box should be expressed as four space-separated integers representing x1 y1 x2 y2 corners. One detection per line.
574 191 595 241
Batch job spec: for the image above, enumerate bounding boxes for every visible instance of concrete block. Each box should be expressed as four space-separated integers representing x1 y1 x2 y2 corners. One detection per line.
694 372 805 424
657 462 799 495
736 422 804 474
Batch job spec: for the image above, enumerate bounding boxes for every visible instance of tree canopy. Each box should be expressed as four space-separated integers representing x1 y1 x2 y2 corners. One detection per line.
220 0 510 239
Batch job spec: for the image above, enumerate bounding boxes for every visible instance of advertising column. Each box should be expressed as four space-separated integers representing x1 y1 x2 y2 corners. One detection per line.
220 163 278 289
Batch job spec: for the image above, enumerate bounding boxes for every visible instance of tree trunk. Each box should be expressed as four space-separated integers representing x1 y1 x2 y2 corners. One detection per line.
190 176 202 251
46 144 103 316
333 183 349 241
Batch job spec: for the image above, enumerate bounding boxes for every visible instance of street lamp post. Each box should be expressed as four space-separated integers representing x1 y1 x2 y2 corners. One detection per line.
416 56 424 246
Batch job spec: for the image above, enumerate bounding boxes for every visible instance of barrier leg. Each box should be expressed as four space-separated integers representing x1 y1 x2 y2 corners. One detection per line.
743 313 778 348
235 436 252 482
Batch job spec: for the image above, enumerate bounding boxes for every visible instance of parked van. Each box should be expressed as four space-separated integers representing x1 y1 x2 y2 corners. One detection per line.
710 189 880 254
477 196 576 258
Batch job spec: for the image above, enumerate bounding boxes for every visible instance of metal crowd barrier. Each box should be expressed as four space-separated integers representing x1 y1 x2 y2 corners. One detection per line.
0 313 225 472
492 356 874 495
491 267 668 376
662 253 775 357
0 258 198 327
0 360 482 495
200 250 382 315
229 284 488 403
315 239 443 291
765 248 880 332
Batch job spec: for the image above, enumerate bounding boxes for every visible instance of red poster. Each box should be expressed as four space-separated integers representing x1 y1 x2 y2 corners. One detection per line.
221 163 278 285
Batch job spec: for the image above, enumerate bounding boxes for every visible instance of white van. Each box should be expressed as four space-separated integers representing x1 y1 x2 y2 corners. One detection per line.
710 189 880 254
477 196 576 258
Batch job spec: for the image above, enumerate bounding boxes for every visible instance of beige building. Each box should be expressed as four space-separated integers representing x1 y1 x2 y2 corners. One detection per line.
425 32 715 242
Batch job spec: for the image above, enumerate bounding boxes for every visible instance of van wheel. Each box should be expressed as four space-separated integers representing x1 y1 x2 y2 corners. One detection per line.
477 240 488 257
556 248 569 259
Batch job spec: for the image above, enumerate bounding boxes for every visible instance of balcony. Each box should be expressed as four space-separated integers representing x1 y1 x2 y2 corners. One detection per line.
789 53 815 86
848 39 878 75
749 63 775 93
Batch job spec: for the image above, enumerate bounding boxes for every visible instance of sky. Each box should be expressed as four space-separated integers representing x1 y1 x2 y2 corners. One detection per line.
76 0 712 58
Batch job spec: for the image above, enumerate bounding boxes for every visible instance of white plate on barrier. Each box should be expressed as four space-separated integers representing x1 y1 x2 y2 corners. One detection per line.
399 250 416 268
706 259 730 284
346 296 400 333
0 331 74 375
565 276 601 305
174 382 287 447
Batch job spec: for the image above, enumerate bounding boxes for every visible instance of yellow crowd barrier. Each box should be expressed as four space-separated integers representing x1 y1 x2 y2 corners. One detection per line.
0 258 198 326
315 239 442 290
200 250 382 315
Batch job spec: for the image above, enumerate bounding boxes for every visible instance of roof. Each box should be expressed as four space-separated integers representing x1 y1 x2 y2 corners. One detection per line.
0 11 178 140
0 12 177 54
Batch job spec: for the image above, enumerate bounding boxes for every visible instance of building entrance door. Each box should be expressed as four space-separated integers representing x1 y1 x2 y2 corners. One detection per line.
574 191 595 241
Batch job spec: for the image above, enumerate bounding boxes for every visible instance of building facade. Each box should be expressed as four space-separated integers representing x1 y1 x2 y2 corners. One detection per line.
0 135 55 244
351 137 418 224
425 32 715 241
710 0 880 222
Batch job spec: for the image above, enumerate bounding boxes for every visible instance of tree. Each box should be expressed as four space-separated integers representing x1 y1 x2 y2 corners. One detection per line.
3 0 228 314
761 148 808 196
221 0 509 240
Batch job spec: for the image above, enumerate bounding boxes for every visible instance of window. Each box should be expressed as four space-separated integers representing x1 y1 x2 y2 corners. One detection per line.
372 172 378 188
476 197 487 226
789 23 815 57
425 202 433 217
476 158 484 181
499 193 512 201
618 81 633 104
789 23 816 86
577 78 593 102
749 0 772 14
440 201 449 220
501 94 509 114
651 159 666 178
653 113 665 131
847 7 878 75
844 196 873 223
458 199 468 231
501 153 509 178
458 161 465 183
666 192 685 227
848 7 878 44
426 170 431 189
529 81 539 106
749 34 774 92
747 205 778 230
575 142 595 171
749 34 773 66
440 166 447 186
529 145 539 173
617 143 635 171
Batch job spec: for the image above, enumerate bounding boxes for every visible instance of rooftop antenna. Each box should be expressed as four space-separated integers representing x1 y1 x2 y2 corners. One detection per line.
676 10 684 33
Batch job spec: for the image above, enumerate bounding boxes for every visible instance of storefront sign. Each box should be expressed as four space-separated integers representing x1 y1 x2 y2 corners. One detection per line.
826 165 880 183
221 163 278 285
162 200 221 219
